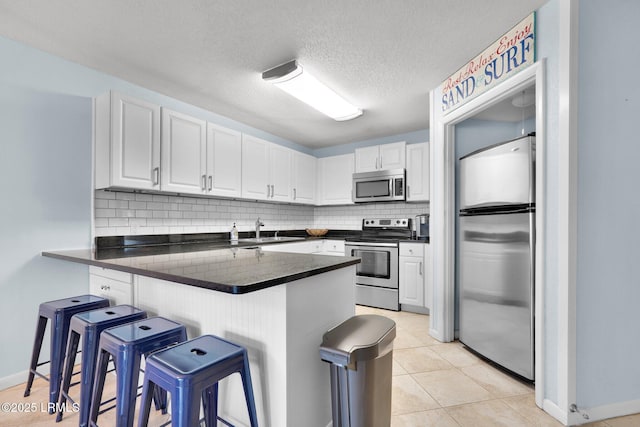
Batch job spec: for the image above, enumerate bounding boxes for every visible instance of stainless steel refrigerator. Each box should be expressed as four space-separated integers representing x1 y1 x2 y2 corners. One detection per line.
458 134 535 381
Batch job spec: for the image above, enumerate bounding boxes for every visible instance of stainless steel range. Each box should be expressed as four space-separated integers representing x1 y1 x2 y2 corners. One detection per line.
345 218 412 311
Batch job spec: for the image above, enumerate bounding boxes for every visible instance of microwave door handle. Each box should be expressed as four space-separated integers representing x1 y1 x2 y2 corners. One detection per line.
389 179 393 197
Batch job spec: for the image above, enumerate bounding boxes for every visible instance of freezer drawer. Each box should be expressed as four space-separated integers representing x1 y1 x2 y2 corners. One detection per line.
458 211 534 380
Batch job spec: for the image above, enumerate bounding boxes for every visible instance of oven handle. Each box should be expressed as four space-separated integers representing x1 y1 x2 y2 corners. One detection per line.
345 241 398 248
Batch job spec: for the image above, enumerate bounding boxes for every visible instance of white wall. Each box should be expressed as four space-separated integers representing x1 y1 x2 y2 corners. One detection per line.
0 84 92 382
576 0 640 411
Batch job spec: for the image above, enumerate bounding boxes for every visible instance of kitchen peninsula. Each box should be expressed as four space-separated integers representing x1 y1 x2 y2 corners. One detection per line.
43 241 360 427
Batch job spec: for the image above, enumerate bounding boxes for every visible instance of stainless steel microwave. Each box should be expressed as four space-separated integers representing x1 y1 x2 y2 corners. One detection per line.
352 169 405 203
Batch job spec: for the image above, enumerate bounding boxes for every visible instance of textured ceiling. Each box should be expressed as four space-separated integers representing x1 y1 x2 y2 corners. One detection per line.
0 0 547 148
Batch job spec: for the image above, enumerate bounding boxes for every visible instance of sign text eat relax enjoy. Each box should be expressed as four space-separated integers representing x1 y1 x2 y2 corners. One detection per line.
441 13 535 114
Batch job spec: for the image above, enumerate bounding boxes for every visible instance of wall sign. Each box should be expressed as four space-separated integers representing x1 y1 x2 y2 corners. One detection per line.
441 13 535 114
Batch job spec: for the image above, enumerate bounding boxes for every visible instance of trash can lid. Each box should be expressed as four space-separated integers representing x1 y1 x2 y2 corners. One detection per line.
319 314 396 367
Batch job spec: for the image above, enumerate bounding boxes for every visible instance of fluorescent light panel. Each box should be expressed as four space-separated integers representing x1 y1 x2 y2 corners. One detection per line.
262 60 363 121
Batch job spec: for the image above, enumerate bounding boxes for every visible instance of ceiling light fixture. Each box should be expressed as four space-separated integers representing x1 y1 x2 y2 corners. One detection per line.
262 60 363 121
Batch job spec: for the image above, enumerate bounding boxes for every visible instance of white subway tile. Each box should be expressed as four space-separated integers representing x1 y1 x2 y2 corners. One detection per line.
109 218 129 227
129 201 147 210
135 210 153 218
95 208 116 218
95 190 116 200
116 192 136 201
94 199 109 209
135 194 154 202
116 209 136 218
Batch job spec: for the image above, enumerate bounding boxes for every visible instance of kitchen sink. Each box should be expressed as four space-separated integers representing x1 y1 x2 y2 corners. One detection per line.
238 236 305 243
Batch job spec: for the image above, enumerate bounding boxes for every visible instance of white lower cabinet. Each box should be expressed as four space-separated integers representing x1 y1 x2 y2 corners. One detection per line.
89 266 133 305
399 242 431 312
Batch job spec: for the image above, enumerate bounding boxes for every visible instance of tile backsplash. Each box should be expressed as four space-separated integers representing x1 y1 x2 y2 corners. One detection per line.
94 190 429 237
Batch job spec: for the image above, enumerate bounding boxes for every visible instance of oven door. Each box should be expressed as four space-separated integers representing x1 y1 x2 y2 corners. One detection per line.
345 242 398 289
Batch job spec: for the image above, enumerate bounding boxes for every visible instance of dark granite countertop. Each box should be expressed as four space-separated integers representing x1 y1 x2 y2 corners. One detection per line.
42 237 361 294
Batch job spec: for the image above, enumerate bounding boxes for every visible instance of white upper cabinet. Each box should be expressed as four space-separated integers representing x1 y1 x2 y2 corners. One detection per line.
406 142 430 201
95 92 161 190
207 123 242 198
269 143 293 202
241 134 270 200
241 135 292 201
354 141 406 172
316 153 355 205
292 151 317 204
161 108 207 194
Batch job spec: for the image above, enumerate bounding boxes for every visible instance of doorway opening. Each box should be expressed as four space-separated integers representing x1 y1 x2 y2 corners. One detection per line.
430 61 545 407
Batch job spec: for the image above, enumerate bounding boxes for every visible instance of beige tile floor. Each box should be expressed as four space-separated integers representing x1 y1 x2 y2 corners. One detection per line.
356 305 640 427
2 307 640 426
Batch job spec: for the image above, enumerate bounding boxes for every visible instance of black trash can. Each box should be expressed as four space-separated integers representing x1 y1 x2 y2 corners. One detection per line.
319 314 396 427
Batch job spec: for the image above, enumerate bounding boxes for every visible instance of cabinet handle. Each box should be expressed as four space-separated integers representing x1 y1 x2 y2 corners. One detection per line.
208 175 213 191
100 285 111 291
419 262 423 275
267 184 270 197
375 157 379 170
271 184 275 198
407 185 411 198
202 175 207 190
380 157 383 169
153 167 159 185
293 188 297 200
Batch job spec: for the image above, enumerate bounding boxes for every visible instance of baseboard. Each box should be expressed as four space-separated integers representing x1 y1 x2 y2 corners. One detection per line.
571 398 640 425
0 369 32 391
400 304 430 315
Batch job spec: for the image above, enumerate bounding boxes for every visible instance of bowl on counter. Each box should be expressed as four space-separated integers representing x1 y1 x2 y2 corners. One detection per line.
306 228 329 237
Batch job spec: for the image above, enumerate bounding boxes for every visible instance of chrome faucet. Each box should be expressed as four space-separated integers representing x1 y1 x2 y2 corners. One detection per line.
255 217 264 240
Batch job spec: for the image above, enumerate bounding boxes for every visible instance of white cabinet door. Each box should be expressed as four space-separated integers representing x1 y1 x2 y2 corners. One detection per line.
241 135 293 201
406 142 430 201
354 142 406 173
317 154 354 205
269 144 292 202
399 257 423 306
399 243 425 307
95 92 160 190
354 145 380 172
207 123 242 198
292 151 316 204
161 108 207 194
241 134 270 200
379 141 406 170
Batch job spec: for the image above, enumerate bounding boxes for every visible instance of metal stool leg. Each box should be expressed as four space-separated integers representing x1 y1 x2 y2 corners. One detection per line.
24 316 47 398
241 353 259 427
57 330 80 422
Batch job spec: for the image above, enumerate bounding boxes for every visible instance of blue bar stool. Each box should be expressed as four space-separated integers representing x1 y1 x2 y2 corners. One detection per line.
24 295 110 413
89 317 188 427
137 335 259 427
57 305 147 427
